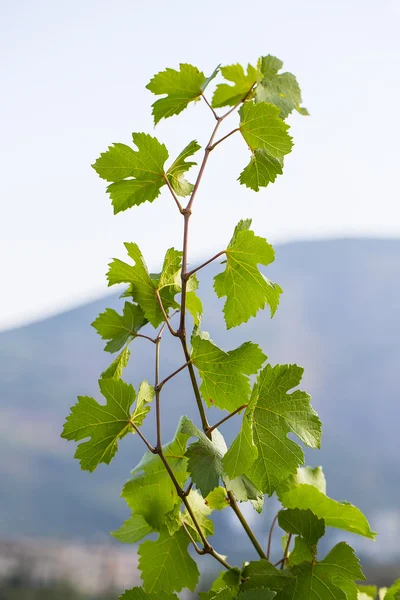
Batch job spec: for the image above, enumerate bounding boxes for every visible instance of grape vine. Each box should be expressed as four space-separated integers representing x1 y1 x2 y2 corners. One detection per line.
62 55 399 599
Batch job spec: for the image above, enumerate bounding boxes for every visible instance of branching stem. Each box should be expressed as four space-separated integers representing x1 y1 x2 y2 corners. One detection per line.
157 360 192 391
202 93 219 120
206 404 248 436
227 491 267 559
185 250 226 279
209 128 240 151
163 174 184 214
155 290 178 337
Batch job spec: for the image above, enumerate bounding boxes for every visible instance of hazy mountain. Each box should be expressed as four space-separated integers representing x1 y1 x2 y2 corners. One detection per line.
1 238 399 563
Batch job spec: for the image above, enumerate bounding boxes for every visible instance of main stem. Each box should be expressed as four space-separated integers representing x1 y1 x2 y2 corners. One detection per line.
174 91 268 563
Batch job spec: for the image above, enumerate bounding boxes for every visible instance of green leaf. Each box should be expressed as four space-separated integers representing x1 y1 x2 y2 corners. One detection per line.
223 384 258 478
383 580 400 600
107 244 180 328
280 483 376 539
239 591 276 600
131 380 155 428
146 63 208 124
212 63 260 108
112 514 153 544
239 149 283 191
120 588 179 600
256 55 308 119
288 536 313 566
182 419 227 496
210 567 242 594
122 417 190 531
100 346 130 380
245 364 321 495
182 489 214 541
92 302 147 353
186 290 203 326
93 134 169 214
357 586 377 599
191 331 266 411
138 528 199 593
214 219 282 328
92 143 138 182
242 543 364 600
166 140 201 197
278 508 325 546
62 378 137 472
239 101 293 159
206 487 229 511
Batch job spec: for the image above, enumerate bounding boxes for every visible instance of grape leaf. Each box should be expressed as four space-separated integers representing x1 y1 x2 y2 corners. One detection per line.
122 417 190 531
239 102 293 159
278 508 325 546
240 592 276 600
107 244 180 328
120 588 179 600
256 54 308 119
182 489 214 541
112 514 153 544
100 346 130 380
166 140 201 197
288 536 313 566
92 302 147 353
190 331 266 411
212 63 260 108
62 378 143 472
138 528 199 593
239 149 283 191
357 586 377 599
280 483 376 539
186 290 203 326
93 134 168 214
147 63 211 124
182 419 227 496
223 384 258 478
242 543 364 600
383 580 400 600
214 219 282 328
206 487 229 511
245 364 321 495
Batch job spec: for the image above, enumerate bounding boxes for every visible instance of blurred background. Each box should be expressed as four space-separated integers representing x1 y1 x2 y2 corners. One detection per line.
1 0 399 597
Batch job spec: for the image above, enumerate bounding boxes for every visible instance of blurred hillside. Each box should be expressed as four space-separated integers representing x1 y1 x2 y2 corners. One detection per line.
0 238 399 564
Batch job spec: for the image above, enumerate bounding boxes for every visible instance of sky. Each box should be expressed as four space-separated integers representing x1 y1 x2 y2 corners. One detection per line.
1 0 399 329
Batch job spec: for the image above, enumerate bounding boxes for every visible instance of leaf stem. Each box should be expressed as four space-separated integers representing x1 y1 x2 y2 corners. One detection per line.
155 290 178 337
162 174 184 214
209 128 240 151
227 491 267 559
128 420 156 454
281 533 292 569
185 250 226 279
135 333 157 343
202 93 219 120
266 513 278 560
155 336 162 451
206 404 248 436
157 360 192 391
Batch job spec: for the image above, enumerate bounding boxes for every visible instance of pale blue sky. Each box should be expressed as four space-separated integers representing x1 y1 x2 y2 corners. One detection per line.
1 0 399 329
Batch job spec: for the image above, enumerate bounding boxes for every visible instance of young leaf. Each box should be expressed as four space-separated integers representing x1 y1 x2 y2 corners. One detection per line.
212 63 261 108
107 244 180 328
278 508 325 547
214 219 282 328
246 364 322 495
92 302 147 353
256 54 308 118
288 536 313 566
93 134 169 214
122 417 190 531
112 514 153 544
120 588 179 600
146 64 210 124
100 346 130 380
239 150 283 191
280 483 376 539
239 102 293 159
182 489 214 541
206 487 229 511
182 419 227 496
166 140 201 197
383 580 400 600
61 378 139 472
138 528 200 593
